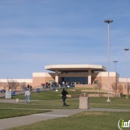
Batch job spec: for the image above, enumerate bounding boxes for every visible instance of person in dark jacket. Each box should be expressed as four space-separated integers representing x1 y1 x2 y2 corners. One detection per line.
61 88 68 106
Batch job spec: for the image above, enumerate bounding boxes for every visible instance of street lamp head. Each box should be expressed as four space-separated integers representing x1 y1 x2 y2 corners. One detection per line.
104 19 113 23
124 48 129 51
113 61 118 63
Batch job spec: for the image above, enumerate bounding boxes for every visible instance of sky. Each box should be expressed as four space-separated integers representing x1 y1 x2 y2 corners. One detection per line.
0 0 130 79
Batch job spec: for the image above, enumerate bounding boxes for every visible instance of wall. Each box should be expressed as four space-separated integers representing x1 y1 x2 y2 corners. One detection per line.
92 72 119 90
32 72 55 87
0 79 32 90
118 78 130 94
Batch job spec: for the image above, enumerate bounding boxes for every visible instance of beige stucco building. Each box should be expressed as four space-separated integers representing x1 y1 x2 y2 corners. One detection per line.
0 64 129 94
32 64 118 87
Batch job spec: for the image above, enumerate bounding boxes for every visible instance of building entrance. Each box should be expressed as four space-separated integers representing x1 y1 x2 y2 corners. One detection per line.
61 77 88 84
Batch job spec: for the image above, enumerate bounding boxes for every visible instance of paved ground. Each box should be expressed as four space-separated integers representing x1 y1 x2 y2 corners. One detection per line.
0 109 86 130
0 99 130 130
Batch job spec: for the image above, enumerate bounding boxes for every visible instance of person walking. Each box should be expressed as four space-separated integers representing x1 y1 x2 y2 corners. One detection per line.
25 88 31 103
61 88 68 106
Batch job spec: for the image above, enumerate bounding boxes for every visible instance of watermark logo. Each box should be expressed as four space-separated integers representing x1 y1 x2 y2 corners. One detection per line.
118 118 130 130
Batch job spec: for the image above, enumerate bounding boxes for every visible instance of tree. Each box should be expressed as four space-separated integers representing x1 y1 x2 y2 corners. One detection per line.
111 82 117 97
125 82 130 98
0 82 7 90
97 83 102 97
94 83 102 97
127 83 130 96
19 82 26 90
7 79 19 91
117 83 123 96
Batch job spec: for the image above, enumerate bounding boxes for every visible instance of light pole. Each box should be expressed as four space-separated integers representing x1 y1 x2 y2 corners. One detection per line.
124 48 129 99
113 61 118 72
104 19 113 102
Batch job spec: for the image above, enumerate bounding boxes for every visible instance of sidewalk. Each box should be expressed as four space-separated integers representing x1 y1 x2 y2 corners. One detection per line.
0 109 86 130
0 108 130 130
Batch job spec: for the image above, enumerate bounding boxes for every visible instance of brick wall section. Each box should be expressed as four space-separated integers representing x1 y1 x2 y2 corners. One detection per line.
32 77 45 87
32 73 55 88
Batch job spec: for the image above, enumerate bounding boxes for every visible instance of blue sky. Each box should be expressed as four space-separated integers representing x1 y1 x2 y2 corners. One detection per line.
0 0 130 78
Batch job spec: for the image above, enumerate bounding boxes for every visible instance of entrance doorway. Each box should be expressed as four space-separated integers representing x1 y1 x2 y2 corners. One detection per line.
61 77 88 84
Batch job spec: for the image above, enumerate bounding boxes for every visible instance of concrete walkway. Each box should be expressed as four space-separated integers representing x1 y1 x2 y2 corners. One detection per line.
0 109 86 130
0 108 130 130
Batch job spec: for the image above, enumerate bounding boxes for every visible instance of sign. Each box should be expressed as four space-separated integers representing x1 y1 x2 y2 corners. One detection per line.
5 91 11 99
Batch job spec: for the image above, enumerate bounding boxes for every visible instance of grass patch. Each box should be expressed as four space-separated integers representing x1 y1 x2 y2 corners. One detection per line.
0 97 130 110
0 109 51 119
89 97 130 109
0 99 79 109
11 88 81 100
7 112 130 130
10 88 108 100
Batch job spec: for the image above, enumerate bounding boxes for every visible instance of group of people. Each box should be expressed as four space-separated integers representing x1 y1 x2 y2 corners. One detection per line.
61 81 75 87
41 81 75 89
41 82 59 89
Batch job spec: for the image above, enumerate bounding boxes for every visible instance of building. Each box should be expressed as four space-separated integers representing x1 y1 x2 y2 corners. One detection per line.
33 64 118 87
0 64 129 94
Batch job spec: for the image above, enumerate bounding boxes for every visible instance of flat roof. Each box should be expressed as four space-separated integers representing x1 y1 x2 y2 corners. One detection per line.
45 64 107 72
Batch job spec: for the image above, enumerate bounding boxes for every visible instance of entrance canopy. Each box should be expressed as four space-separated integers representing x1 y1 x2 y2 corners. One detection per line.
45 64 107 72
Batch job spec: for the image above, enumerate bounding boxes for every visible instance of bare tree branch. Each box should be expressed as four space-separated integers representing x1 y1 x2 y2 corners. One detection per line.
111 82 117 97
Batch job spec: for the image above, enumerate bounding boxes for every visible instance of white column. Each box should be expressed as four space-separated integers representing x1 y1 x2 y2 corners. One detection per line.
55 70 59 83
88 70 91 84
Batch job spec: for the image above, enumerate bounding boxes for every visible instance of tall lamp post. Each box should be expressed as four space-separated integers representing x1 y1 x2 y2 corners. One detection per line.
113 61 118 72
124 48 129 99
104 19 113 102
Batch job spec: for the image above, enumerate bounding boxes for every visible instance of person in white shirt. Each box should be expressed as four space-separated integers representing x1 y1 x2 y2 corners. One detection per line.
25 88 31 103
